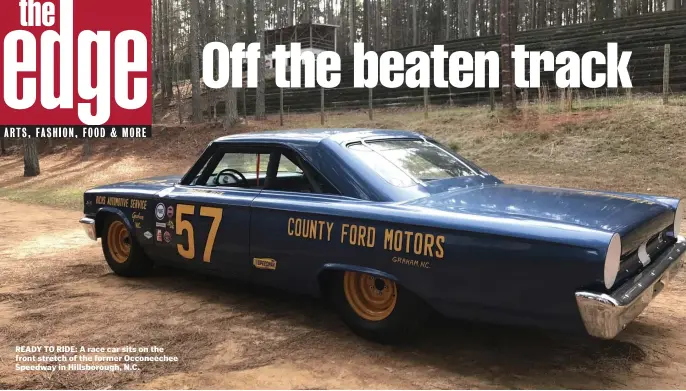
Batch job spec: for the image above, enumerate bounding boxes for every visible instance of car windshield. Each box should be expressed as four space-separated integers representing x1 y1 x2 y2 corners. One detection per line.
347 139 475 187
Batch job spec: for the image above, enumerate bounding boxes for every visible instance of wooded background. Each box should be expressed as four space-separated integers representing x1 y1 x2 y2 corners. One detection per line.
152 0 685 123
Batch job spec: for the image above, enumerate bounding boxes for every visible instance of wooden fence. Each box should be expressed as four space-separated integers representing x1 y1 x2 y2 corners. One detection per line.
222 10 686 116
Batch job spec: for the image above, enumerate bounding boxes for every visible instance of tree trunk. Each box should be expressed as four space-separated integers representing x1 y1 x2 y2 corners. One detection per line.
162 0 173 99
489 0 496 33
199 0 209 46
173 1 184 124
446 0 451 40
339 0 347 52
209 0 218 42
287 0 293 25
412 0 418 44
156 0 166 97
363 0 370 49
176 62 184 124
23 139 40 177
209 0 219 79
468 0 476 36
387 0 393 48
500 0 516 111
457 0 465 37
246 0 256 41
375 0 381 49
189 0 202 122
348 0 355 53
255 0 267 119
224 0 239 126
152 0 159 93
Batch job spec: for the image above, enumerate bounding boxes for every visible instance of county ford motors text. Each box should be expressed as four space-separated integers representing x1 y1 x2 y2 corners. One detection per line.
3 126 149 138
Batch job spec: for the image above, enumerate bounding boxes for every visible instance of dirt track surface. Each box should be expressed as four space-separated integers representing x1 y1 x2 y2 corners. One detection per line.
1 199 686 389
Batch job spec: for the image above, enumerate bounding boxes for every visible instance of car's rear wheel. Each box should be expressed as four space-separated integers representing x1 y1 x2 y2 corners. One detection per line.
332 270 430 344
102 215 152 276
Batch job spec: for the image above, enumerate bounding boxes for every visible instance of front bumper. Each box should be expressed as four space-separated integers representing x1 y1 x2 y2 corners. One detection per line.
80 217 97 241
576 236 685 339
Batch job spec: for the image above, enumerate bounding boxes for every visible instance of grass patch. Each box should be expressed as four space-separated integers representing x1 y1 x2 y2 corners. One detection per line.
0 187 84 210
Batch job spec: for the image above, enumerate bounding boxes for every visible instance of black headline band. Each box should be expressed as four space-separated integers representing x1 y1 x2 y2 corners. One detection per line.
2 126 152 139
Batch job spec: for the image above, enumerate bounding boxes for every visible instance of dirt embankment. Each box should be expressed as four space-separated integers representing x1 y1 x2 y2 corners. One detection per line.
1 100 685 209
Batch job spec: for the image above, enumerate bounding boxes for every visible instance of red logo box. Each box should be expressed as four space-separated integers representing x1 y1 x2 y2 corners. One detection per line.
0 0 151 127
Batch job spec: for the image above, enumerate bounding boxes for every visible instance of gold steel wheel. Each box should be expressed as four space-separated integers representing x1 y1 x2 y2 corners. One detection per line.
107 220 131 264
343 271 397 321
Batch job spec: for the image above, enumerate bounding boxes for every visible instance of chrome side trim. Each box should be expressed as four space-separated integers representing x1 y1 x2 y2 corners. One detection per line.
79 217 97 241
575 236 685 339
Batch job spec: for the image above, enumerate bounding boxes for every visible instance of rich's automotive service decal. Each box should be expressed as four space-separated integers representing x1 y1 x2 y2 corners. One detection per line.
95 196 147 210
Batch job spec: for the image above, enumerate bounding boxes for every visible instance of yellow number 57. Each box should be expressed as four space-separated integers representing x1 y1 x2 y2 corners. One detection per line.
176 204 223 263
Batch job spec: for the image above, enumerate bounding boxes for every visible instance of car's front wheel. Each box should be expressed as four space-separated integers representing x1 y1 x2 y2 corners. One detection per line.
101 215 152 277
332 270 430 344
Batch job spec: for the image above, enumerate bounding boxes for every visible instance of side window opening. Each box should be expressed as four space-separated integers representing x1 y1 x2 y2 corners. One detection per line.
265 151 340 195
194 151 272 189
188 146 339 196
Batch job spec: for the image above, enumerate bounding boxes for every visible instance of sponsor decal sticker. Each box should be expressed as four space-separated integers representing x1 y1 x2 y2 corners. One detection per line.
155 203 165 220
156 229 162 242
166 205 174 219
143 231 153 240
163 231 171 243
155 222 166 228
253 258 277 270
166 220 175 229
95 196 147 209
131 211 144 221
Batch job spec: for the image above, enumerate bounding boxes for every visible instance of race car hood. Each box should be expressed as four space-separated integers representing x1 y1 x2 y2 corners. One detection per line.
404 184 676 253
96 175 182 190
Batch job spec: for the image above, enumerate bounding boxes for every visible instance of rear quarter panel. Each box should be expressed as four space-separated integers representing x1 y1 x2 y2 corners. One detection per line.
249 192 607 332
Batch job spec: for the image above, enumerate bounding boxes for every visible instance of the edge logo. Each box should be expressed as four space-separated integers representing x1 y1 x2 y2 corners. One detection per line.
1 0 151 126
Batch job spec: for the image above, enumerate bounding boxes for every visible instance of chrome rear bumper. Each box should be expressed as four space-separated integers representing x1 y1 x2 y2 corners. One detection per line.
576 236 685 339
80 217 97 241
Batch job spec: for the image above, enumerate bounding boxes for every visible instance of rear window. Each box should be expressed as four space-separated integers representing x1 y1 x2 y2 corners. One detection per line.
347 139 475 187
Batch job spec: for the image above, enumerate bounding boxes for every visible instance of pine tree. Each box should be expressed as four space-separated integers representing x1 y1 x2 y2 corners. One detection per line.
23 139 40 177
255 0 266 119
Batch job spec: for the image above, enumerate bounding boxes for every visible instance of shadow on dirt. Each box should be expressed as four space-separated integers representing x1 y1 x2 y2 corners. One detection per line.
119 264 647 388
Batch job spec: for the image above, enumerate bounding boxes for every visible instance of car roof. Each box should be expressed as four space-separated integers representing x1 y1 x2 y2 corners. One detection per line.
213 128 425 146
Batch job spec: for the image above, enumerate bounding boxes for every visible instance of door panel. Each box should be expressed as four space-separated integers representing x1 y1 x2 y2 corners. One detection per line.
154 185 258 279
249 191 376 295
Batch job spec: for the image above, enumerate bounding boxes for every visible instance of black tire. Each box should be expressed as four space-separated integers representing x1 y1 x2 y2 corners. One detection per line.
101 215 153 277
331 271 430 344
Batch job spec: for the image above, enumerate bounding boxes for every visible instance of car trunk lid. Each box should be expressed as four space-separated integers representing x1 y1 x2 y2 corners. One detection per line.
404 183 675 254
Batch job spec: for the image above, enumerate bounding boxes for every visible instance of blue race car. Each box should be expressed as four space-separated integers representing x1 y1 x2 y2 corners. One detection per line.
80 129 685 343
